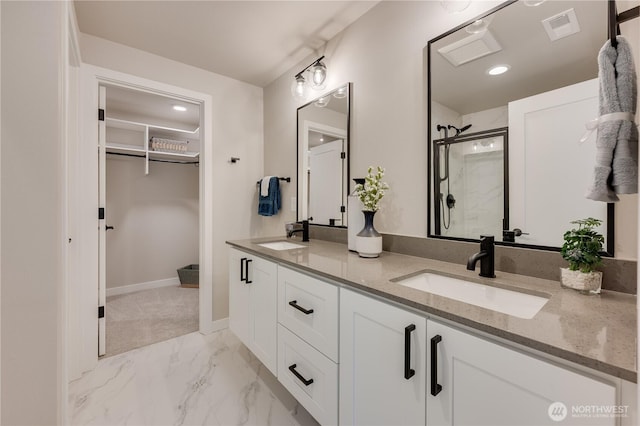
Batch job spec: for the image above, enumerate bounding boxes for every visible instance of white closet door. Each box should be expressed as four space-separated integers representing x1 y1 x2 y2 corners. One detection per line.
309 139 344 225
98 85 107 356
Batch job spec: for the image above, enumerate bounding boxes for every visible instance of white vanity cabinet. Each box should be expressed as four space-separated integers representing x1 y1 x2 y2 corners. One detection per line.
277 266 339 426
228 247 278 375
340 288 427 426
427 319 617 426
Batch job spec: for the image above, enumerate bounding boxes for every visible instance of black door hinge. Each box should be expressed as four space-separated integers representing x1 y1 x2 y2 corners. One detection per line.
340 152 346 159
98 306 104 318
98 109 105 121
340 205 346 213
99 207 105 220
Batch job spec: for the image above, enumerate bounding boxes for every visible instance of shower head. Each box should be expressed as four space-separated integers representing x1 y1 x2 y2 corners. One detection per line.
448 124 472 136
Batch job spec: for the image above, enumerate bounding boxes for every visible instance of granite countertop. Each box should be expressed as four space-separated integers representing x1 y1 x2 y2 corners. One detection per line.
227 237 637 382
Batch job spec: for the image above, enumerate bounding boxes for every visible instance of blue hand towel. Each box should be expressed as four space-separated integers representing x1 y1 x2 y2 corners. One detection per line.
258 177 281 216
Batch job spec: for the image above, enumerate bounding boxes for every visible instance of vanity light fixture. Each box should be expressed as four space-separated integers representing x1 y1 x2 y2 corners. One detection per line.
291 56 327 99
172 105 187 112
487 64 510 75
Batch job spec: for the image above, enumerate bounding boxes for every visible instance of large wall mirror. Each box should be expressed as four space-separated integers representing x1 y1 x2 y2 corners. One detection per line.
427 0 614 253
297 83 351 227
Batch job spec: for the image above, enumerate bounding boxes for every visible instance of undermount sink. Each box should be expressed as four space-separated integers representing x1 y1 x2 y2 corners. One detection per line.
257 241 307 251
393 271 549 319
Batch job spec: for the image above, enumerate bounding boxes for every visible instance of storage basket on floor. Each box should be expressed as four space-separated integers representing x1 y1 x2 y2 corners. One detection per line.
177 264 199 288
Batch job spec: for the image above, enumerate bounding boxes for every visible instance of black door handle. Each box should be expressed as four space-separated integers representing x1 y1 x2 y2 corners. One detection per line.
245 258 252 284
106 225 114 231
288 300 314 315
240 258 247 282
431 334 443 396
288 364 314 386
404 324 416 380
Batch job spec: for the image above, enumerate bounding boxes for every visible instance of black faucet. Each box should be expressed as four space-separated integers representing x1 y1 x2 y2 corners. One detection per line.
287 220 309 242
467 235 495 278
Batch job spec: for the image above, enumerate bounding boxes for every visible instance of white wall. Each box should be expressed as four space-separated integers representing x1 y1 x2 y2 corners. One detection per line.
106 157 199 289
80 33 263 319
1 1 67 423
263 1 503 238
263 0 638 259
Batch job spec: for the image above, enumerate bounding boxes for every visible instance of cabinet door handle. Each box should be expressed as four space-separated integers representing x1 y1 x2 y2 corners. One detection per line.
431 334 443 396
404 324 416 380
245 258 252 284
288 364 314 386
288 300 314 315
240 258 247 282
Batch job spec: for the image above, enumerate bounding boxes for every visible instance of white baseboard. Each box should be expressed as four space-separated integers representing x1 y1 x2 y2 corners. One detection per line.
106 277 180 297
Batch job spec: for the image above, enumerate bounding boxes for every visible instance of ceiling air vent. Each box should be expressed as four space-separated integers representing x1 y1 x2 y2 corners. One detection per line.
437 29 502 67
542 8 581 41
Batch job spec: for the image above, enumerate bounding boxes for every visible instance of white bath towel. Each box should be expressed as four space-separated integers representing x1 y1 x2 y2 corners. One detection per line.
586 36 638 202
260 176 274 197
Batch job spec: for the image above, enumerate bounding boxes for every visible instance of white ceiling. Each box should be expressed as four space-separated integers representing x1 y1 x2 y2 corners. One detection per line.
74 0 378 87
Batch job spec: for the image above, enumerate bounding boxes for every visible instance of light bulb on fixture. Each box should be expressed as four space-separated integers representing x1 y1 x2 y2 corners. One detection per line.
291 75 308 100
310 61 327 89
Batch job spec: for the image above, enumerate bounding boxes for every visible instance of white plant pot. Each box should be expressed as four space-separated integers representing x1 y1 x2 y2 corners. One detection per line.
355 235 382 258
560 268 602 295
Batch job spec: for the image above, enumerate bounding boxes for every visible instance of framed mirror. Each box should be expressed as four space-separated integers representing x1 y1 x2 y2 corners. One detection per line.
427 0 614 253
297 83 351 227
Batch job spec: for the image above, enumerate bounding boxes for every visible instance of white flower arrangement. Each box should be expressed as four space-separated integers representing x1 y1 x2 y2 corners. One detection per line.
354 166 390 212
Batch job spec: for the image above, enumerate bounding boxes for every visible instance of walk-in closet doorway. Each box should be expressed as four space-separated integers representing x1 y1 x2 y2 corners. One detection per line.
100 84 201 357
69 65 215 378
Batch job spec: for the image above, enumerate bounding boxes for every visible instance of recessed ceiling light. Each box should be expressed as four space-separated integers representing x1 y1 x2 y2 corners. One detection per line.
524 0 546 6
487 65 510 76
173 105 187 112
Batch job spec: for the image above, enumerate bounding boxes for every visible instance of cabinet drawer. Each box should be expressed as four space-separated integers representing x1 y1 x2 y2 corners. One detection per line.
278 325 338 426
278 266 339 361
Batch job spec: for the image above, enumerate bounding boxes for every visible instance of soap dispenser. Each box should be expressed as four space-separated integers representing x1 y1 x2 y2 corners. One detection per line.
348 178 366 251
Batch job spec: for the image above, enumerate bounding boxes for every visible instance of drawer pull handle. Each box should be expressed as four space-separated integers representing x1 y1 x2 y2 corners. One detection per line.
240 258 247 282
288 300 314 315
288 364 314 386
245 258 252 284
404 324 416 380
431 334 443 396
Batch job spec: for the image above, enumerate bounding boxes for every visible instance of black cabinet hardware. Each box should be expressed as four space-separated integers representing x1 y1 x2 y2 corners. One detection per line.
240 258 247 282
106 225 114 231
288 364 314 386
404 324 416 380
431 334 443 396
288 300 314 315
245 258 252 284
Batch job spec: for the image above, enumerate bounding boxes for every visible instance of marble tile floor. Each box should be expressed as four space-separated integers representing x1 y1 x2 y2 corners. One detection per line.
69 328 319 426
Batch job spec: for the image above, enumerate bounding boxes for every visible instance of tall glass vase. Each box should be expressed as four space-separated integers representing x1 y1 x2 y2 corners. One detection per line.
355 210 382 258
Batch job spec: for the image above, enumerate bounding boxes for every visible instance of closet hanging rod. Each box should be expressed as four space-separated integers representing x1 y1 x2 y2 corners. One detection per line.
106 151 199 165
256 177 291 185
609 0 639 48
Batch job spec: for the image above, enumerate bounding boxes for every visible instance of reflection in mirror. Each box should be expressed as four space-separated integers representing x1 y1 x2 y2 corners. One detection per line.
297 83 351 227
433 127 508 239
428 0 613 252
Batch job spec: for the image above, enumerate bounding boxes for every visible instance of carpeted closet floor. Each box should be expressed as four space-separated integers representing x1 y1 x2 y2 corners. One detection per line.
105 285 199 357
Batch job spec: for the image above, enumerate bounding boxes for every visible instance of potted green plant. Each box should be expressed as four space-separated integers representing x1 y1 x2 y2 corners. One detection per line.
560 218 604 294
353 166 389 258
